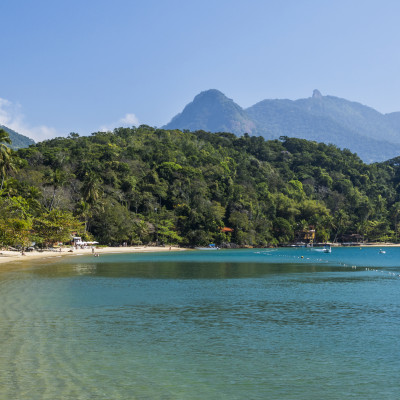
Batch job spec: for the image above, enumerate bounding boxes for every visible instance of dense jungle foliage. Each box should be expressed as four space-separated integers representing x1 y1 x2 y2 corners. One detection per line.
1 125 400 247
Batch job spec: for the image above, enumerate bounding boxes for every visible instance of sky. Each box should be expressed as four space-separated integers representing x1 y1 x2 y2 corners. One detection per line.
1 0 400 142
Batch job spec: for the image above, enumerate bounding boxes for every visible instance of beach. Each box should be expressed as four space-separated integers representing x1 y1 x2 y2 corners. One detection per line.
0 245 188 266
2 242 400 267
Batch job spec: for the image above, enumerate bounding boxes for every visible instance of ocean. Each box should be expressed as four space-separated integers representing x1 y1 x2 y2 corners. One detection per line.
0 247 399 399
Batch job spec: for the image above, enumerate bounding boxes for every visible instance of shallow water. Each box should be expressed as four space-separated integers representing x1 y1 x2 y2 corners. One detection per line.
1 247 400 399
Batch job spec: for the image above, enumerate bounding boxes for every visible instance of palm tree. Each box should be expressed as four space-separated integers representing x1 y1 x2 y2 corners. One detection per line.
0 129 14 190
81 171 102 206
0 129 11 146
79 171 103 232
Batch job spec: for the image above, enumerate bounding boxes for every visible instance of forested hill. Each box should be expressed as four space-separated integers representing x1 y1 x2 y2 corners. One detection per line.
0 124 35 149
1 126 398 248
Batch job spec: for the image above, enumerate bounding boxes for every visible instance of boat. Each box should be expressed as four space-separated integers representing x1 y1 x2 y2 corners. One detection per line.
322 245 332 253
313 244 332 253
195 244 220 250
379 249 386 254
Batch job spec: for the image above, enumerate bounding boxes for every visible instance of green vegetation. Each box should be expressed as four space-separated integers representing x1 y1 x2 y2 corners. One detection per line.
0 125 35 150
1 126 400 248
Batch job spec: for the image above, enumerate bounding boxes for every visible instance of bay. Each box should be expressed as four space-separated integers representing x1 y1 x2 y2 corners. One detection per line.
0 247 400 399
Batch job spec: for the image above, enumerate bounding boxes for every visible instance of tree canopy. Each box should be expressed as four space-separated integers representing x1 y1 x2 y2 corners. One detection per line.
2 126 400 247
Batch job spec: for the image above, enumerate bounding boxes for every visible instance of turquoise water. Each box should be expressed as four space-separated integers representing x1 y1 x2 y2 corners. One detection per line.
1 247 400 399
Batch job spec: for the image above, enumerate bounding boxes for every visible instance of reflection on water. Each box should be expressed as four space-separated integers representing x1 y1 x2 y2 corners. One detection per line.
73 264 97 275
0 248 400 399
35 261 340 279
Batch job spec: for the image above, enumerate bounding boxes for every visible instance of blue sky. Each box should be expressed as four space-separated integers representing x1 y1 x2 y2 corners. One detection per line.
1 0 400 142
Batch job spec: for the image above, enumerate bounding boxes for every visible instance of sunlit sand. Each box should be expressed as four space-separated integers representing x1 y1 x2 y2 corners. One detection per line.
0 246 188 266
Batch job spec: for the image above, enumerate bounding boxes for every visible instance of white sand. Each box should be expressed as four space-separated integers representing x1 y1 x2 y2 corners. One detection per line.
0 246 188 266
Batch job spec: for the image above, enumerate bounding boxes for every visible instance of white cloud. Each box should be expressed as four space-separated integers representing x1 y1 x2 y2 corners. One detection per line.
0 98 141 142
29 125 60 142
99 113 140 132
0 98 21 126
120 113 139 125
0 97 59 142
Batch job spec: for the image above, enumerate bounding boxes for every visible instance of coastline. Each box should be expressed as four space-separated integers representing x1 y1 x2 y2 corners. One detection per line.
0 246 188 267
2 242 399 268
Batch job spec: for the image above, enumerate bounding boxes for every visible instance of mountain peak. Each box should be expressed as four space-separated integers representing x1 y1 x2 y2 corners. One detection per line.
163 88 400 162
163 89 255 134
312 89 323 99
196 88 226 97
192 89 231 103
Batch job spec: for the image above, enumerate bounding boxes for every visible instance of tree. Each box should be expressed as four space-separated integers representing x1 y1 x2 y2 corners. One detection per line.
157 218 183 244
81 171 102 205
32 209 83 247
390 202 400 242
273 217 294 243
0 129 14 190
132 218 151 244
332 209 350 242
43 167 71 211
79 171 103 232
0 196 33 248
5 126 399 246
0 217 32 248
89 200 134 244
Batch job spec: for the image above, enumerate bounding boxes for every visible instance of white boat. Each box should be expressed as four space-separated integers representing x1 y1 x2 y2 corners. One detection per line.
195 244 220 250
323 245 332 253
313 245 332 253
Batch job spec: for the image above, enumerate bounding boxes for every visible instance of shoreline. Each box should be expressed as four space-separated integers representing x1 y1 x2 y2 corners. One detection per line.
1 242 400 268
0 246 188 267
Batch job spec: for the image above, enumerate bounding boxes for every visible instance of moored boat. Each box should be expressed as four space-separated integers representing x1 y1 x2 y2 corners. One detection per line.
323 244 332 253
195 244 220 250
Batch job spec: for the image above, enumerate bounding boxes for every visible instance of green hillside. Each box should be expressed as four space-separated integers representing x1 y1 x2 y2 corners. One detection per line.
0 124 35 149
1 126 400 248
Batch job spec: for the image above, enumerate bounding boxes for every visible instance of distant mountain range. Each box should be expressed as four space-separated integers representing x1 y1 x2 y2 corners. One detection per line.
0 124 35 149
4 89 400 162
163 89 400 163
